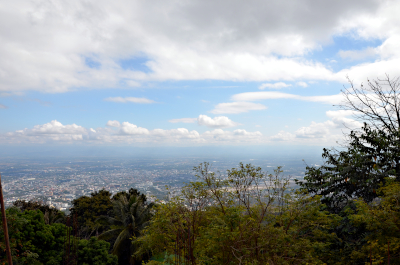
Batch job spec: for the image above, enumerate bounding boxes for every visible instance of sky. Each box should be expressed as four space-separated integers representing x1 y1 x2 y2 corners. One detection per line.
1 0 400 155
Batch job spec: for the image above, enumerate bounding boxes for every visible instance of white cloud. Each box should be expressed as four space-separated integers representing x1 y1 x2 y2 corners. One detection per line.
296 81 308 87
168 118 197 123
119 122 149 135
335 58 400 85
270 131 296 141
104 97 156 104
231 91 343 105
0 104 7 109
125 80 141 87
259 82 291 90
326 110 363 128
29 120 87 135
3 120 88 143
197 115 239 128
233 129 262 136
106 120 120 127
151 128 200 140
211 102 267 114
202 129 262 142
338 47 377 61
1 120 263 144
325 110 355 118
0 0 389 93
295 121 336 139
270 109 363 143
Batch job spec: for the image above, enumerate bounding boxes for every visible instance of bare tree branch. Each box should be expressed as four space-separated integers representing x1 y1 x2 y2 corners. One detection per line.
340 75 400 134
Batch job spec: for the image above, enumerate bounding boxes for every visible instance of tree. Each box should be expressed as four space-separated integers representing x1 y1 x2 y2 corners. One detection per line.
78 237 118 265
294 76 400 263
69 189 114 238
340 75 400 134
297 76 400 211
349 180 400 264
13 200 66 225
98 189 154 265
298 125 400 211
0 208 66 265
0 207 118 265
138 163 338 265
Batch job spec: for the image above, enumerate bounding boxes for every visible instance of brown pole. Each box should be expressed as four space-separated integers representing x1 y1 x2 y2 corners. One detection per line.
0 173 13 265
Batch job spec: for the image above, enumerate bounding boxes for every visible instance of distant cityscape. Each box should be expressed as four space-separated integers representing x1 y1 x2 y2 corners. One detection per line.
0 155 321 211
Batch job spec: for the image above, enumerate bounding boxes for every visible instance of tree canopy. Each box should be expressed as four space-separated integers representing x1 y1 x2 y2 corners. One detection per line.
98 188 154 265
137 163 339 264
297 76 400 212
69 189 114 238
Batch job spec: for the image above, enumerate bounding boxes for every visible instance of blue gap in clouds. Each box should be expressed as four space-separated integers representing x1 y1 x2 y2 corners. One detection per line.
307 35 383 72
84 57 101 69
118 56 152 73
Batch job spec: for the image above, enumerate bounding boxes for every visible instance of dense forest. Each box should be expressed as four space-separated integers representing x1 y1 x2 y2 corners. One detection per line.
2 77 400 264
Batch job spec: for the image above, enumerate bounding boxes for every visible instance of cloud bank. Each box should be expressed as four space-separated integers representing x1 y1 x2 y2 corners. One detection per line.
2 0 398 93
1 120 262 145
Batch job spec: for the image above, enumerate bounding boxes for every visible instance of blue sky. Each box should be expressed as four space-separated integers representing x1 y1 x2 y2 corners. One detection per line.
0 0 399 151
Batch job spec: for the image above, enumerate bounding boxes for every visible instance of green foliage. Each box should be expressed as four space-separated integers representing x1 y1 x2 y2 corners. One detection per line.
78 237 118 265
137 163 340 265
297 124 400 212
348 180 400 264
98 189 154 265
0 208 65 264
13 200 66 225
70 189 114 238
0 207 119 265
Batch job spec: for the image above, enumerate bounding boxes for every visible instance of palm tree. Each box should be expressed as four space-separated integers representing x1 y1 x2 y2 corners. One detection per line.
97 189 154 265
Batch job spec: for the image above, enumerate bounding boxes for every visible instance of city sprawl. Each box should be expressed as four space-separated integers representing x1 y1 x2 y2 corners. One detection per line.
0 155 318 211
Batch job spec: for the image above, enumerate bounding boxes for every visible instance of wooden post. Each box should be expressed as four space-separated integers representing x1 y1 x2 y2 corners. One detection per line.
0 173 12 265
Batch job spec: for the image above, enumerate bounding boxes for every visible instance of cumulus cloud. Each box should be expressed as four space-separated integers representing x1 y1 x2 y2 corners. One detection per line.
169 115 240 128
338 47 377 61
0 0 390 93
326 110 363 128
151 128 200 140
104 97 156 104
231 91 343 105
119 122 149 135
168 118 197 123
28 120 87 135
1 120 263 144
295 121 336 139
259 82 291 90
197 115 239 128
270 131 296 141
269 109 363 143
202 129 262 142
106 120 121 127
4 120 88 143
335 58 400 85
269 120 340 142
211 102 267 114
296 81 308 87
233 129 262 136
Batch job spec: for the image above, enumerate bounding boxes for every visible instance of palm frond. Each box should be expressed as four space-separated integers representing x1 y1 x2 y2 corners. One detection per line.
98 228 123 241
96 215 123 226
112 228 131 255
